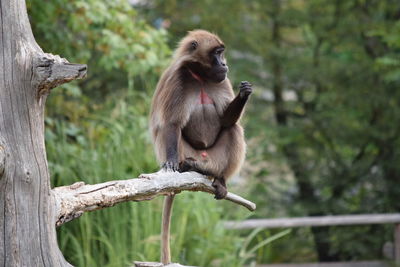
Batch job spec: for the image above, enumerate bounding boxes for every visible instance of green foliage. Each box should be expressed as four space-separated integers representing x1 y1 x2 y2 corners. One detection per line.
28 0 170 97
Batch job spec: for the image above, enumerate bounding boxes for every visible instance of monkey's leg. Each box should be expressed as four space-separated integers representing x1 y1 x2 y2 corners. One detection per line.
180 125 246 199
203 125 245 178
153 124 181 171
179 159 227 199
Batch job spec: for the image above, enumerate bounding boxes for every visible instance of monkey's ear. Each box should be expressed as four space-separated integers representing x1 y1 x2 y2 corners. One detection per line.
190 41 198 51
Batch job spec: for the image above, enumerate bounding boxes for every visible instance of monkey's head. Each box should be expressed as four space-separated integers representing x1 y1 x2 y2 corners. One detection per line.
177 30 228 83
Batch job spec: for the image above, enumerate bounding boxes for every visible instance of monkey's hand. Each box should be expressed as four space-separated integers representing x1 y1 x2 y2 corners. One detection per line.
162 160 180 172
239 81 252 99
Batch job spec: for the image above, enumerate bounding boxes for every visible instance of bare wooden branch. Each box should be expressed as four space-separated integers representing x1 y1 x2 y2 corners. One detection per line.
53 171 256 226
224 213 400 230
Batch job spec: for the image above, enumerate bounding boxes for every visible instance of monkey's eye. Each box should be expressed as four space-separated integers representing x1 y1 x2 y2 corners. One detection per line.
214 47 224 55
190 41 198 50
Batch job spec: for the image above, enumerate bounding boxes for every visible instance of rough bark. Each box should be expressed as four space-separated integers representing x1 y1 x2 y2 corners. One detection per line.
0 0 86 265
0 139 5 176
54 171 256 226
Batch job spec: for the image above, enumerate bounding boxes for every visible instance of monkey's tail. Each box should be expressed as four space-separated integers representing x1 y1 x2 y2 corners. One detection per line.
161 194 175 265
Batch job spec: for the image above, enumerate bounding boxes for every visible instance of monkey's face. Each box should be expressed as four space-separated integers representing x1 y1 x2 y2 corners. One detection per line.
207 46 228 83
181 31 229 83
187 45 228 83
186 41 228 83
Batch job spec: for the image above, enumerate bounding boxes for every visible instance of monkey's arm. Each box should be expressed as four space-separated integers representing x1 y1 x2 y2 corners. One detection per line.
162 123 181 171
220 81 252 128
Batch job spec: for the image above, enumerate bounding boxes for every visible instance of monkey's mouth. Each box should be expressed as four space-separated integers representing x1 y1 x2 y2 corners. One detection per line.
216 69 228 75
213 71 227 83
217 66 228 74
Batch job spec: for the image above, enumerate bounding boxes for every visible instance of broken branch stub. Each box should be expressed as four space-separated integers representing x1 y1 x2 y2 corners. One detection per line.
34 54 87 98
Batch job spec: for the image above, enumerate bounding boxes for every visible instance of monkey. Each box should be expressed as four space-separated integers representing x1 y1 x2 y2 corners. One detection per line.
150 30 252 197
149 30 252 264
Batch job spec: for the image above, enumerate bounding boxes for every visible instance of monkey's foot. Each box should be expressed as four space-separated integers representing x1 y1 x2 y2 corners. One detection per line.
178 158 196 172
179 158 214 177
212 177 227 200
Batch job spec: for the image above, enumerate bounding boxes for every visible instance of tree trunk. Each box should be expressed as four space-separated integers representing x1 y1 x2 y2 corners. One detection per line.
0 0 85 265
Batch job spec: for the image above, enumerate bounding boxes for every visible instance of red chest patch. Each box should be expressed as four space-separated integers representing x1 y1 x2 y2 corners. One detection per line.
199 88 213 105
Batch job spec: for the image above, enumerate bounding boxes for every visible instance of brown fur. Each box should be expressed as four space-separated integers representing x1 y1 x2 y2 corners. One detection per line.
150 30 246 180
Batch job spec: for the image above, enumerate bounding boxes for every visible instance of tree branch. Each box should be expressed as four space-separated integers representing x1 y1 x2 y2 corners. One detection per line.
53 171 256 226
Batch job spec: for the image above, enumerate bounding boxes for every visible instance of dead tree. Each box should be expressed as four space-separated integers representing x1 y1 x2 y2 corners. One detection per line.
0 0 255 266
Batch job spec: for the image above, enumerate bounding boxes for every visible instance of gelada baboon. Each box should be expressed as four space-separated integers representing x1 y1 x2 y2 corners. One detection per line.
150 30 252 264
